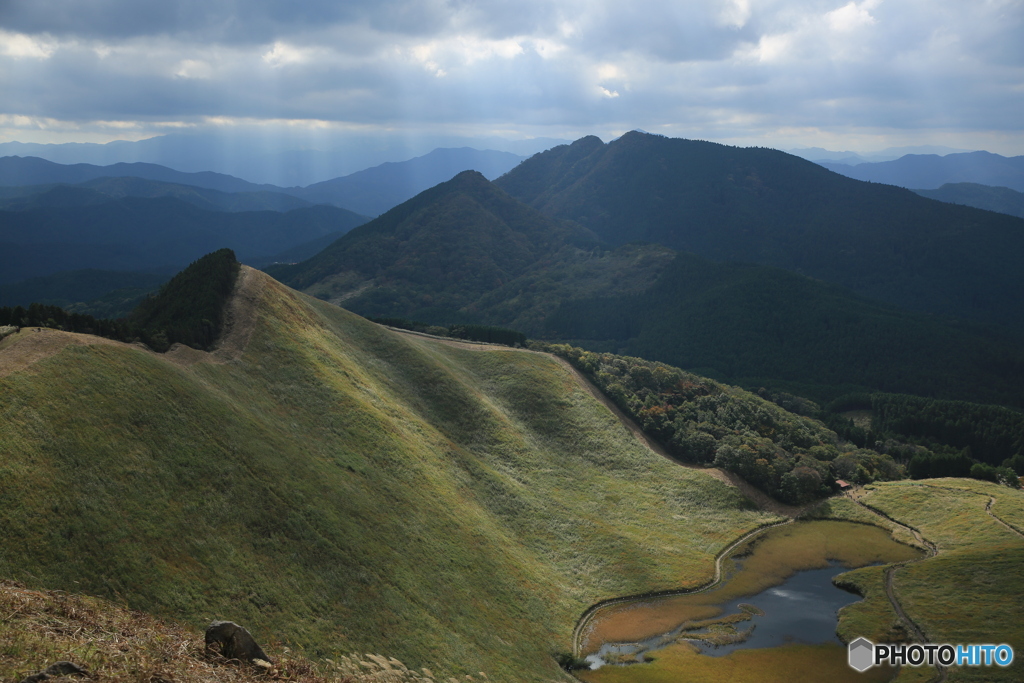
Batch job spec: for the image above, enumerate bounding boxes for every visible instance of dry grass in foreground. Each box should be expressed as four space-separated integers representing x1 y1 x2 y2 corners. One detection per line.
0 581 478 683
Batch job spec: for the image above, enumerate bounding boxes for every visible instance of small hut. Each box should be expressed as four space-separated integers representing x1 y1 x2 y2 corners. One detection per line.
836 479 851 490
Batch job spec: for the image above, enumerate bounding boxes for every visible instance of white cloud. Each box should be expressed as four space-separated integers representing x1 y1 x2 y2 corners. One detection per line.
827 0 881 32
174 58 213 79
718 0 752 29
0 29 57 59
261 41 308 67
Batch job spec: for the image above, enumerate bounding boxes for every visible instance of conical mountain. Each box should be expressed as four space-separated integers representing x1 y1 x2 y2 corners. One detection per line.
494 132 1024 332
268 170 597 323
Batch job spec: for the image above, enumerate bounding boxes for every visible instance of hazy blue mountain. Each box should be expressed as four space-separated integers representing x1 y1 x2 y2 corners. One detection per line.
0 133 565 186
0 194 367 284
0 149 524 215
293 147 524 216
787 145 970 164
820 151 1024 191
912 182 1024 220
0 176 314 213
494 132 1024 332
0 156 285 194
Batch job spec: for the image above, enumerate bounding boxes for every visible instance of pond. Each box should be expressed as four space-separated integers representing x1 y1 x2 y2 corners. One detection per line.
575 519 921 683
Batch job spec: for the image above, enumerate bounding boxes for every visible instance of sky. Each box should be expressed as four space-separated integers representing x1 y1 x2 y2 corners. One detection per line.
1 0 1023 156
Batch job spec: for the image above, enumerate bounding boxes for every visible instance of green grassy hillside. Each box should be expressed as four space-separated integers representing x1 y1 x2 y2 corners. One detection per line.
0 267 776 681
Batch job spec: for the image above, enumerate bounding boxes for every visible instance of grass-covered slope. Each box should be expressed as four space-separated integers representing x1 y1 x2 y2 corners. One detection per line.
0 267 774 681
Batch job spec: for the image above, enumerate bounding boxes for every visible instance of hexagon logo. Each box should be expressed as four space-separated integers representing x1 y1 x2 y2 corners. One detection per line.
849 637 875 672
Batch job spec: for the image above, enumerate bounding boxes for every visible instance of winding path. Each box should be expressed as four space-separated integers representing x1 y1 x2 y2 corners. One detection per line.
846 491 946 682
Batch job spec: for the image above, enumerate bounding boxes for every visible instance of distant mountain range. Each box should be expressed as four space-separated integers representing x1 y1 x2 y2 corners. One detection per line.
786 145 971 165
0 156 285 194
0 147 530 306
267 164 1024 407
0 147 524 216
912 183 1024 220
0 132 563 186
0 177 315 213
819 151 1024 191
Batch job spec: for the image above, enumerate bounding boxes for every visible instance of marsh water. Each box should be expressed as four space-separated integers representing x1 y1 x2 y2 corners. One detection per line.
580 519 923 670
586 561 860 667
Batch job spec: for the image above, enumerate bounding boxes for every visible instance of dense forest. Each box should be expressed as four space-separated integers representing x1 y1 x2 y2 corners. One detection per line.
533 343 1021 502
533 342 904 504
0 249 240 352
539 252 1024 408
823 392 1024 484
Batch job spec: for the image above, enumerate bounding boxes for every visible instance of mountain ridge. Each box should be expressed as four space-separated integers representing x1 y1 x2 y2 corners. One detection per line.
493 132 1024 332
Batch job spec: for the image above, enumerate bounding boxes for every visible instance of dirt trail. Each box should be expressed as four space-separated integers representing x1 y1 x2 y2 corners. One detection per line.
0 266 266 378
845 490 945 682
985 497 1024 539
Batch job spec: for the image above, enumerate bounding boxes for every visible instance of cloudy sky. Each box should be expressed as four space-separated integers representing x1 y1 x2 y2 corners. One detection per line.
1 0 1023 155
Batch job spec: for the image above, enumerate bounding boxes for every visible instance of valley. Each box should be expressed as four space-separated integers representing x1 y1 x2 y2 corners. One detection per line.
3 134 1024 683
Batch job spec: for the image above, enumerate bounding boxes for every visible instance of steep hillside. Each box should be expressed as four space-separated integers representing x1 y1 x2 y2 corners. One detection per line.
0 266 775 681
535 253 1024 407
494 133 1024 332
268 170 598 323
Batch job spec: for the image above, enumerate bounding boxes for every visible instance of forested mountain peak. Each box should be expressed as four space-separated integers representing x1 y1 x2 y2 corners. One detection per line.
266 170 597 323
495 132 1024 333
